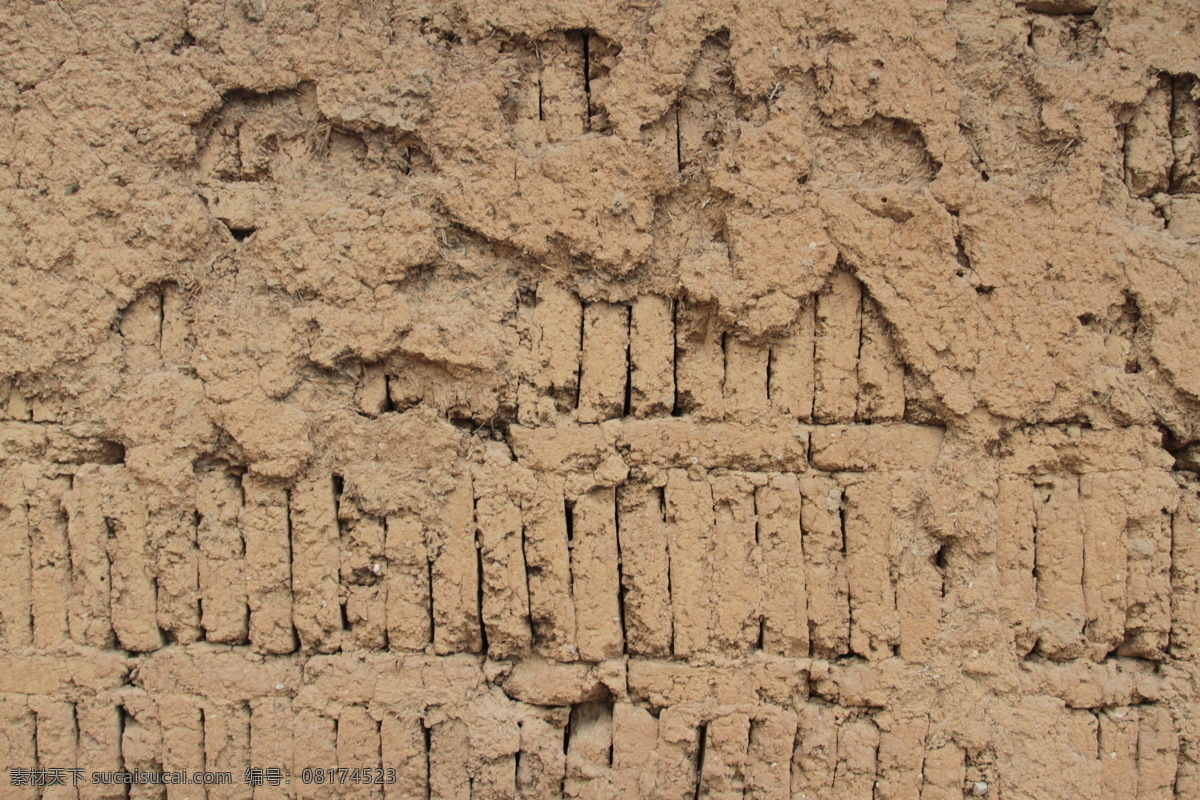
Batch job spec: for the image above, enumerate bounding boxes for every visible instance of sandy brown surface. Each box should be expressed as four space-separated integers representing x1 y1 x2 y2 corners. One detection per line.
2 0 1200 797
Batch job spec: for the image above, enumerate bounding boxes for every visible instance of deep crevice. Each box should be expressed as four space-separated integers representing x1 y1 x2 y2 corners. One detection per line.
575 300 586 411
117 704 130 800
671 299 682 417
623 305 633 418
284 488 299 652
766 347 774 401
582 32 592 131
614 493 628 655
936 543 949 599
674 103 683 172
474 493 488 657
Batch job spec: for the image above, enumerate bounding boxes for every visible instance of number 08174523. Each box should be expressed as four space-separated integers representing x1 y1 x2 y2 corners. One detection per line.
299 768 398 785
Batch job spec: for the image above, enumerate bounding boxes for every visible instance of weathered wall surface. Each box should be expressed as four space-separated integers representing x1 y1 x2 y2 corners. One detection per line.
2 0 1200 797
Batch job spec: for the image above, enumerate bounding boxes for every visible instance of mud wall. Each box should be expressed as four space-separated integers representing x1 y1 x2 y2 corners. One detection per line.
2 0 1200 798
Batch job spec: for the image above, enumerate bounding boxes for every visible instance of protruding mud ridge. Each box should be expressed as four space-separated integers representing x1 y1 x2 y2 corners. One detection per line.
4 2 1200 798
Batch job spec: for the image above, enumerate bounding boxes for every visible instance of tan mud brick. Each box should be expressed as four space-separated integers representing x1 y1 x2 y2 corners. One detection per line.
119 288 162 369
756 473 808 657
1136 705 1179 800
836 717 880 800
242 476 295 655
381 712 427 800
615 483 672 657
1172 75 1200 193
517 711 567 800
769 301 816 420
920 741 965 800
355 363 389 417
121 692 164 800
431 473 482 655
0 469 33 648
0 696 37 800
289 476 341 653
564 701 614 799
160 283 190 362
1172 474 1200 659
539 32 588 143
665 469 715 657
337 706 383 800
629 295 675 418
1118 469 1176 660
1098 707 1138 799
1080 472 1128 658
30 698 77 800
523 475 576 660
29 475 71 648
709 473 760 653
799 474 850 658
1124 74 1173 196
107 473 163 653
339 503 387 650
294 709 337 800
577 301 628 423
206 702 252 800
875 713 928 800
76 699 124 800
894 520 942 664
571 487 623 661
383 511 431 652
674 302 724 420
159 696 205 800
1033 474 1087 660
857 294 905 422
723 336 769 419
520 282 583 425
621 418 811 473
612 703 659 798
150 507 201 646
814 270 861 423
745 710 796 800
250 697 295 800
471 749 518 800
792 704 838 797
197 469 248 644
809 423 943 472
996 474 1037 657
698 714 750 800
844 476 900 660
655 707 702 800
473 460 532 659
428 718 471 800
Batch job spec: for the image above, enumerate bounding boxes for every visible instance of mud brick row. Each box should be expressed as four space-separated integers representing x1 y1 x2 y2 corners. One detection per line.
995 468 1177 661
0 459 934 662
0 648 1182 800
516 272 907 428
1125 73 1200 196
3 423 1183 670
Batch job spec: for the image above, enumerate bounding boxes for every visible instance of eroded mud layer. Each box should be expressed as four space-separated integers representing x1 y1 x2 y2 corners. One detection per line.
2 1 1200 798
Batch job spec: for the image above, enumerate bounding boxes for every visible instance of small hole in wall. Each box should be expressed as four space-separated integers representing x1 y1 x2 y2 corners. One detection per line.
981 170 991 182
221 221 256 242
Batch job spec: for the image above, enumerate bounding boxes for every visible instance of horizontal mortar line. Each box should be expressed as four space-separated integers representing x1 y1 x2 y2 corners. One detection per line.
509 418 946 473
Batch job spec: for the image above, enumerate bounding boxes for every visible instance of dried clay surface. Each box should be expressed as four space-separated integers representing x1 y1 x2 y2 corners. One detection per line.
2 0 1200 798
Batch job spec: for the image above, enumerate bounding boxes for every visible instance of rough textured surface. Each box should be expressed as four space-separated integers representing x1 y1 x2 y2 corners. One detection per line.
1 0 1199 797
